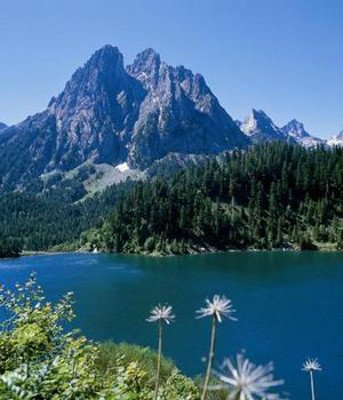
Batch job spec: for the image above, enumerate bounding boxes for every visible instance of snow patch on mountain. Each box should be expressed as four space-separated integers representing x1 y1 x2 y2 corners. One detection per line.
116 162 130 172
327 130 343 147
281 119 324 148
239 109 290 143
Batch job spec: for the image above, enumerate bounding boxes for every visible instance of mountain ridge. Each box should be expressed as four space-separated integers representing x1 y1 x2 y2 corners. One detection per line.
0 45 341 194
0 45 247 192
237 110 326 148
327 130 343 146
238 109 291 143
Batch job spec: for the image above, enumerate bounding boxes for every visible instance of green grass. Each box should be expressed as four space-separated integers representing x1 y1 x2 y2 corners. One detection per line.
97 342 177 386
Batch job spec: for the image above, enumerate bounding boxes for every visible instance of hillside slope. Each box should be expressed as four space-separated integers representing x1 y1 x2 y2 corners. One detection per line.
84 143 343 254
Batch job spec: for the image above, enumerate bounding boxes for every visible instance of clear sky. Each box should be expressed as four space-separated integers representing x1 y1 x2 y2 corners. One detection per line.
0 0 342 138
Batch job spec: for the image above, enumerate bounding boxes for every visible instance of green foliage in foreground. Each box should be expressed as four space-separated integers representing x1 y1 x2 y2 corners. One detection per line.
86 143 343 254
97 342 176 387
0 275 199 399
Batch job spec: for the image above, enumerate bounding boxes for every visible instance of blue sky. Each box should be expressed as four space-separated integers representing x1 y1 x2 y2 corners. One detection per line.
0 0 342 138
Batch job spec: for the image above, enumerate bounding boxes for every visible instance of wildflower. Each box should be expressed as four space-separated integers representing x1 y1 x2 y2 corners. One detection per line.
213 353 284 400
146 304 175 325
147 304 175 399
196 295 236 400
302 358 321 400
196 295 236 323
302 358 321 373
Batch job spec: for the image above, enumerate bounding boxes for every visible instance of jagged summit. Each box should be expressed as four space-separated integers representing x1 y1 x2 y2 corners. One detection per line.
1 44 336 193
0 45 247 191
327 129 343 146
50 45 129 110
126 48 247 168
239 109 289 143
127 48 162 91
238 110 325 148
0 122 7 131
281 119 324 147
282 119 310 138
43 45 146 169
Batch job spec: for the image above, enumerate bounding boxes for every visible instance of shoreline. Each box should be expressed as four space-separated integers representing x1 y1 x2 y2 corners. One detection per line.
17 245 342 258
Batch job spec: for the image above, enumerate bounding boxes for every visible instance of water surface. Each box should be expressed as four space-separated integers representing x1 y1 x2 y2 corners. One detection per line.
0 252 342 399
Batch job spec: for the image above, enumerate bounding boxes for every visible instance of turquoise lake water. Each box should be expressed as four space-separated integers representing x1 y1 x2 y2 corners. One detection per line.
0 252 342 399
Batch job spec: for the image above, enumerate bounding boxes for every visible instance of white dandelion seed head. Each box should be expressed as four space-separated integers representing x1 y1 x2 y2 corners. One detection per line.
213 353 284 400
196 295 237 323
302 358 322 373
146 304 175 325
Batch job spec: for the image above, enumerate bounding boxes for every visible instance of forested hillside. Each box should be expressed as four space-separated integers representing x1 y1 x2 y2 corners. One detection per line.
0 182 133 251
85 143 343 254
0 143 342 255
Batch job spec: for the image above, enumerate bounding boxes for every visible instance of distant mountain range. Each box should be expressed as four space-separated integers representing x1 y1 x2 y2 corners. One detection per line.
327 130 343 146
237 109 291 144
236 109 326 148
242 111 342 147
0 45 341 193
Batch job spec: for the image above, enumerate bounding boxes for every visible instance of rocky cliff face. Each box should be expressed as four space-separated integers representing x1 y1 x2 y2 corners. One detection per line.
239 109 291 143
0 45 248 191
238 110 324 147
47 45 146 169
281 119 324 147
126 49 247 168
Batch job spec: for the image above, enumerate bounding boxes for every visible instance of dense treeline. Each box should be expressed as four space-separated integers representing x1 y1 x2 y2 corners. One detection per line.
0 143 342 254
0 237 21 258
0 181 133 251
87 143 343 254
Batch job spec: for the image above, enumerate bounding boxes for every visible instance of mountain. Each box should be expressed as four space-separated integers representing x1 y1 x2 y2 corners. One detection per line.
281 119 324 148
238 109 291 143
126 48 247 168
0 45 248 192
0 122 7 131
238 110 324 147
327 130 343 147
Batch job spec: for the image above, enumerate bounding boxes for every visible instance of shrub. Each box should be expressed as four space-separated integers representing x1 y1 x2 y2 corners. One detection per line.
0 274 199 399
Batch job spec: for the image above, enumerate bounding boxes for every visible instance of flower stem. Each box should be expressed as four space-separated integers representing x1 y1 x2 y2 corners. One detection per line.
201 315 217 400
310 370 316 400
154 320 163 400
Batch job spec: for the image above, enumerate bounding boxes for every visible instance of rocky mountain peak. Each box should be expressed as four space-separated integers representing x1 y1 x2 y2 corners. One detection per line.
239 111 323 147
127 48 161 89
84 44 124 72
327 129 343 146
0 44 248 191
38 45 146 171
281 119 324 147
49 45 128 110
0 122 7 131
132 48 161 68
240 109 282 141
126 49 248 168
251 108 276 125
282 119 310 138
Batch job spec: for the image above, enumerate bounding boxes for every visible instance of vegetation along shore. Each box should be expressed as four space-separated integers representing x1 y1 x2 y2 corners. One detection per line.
0 143 342 257
0 273 323 399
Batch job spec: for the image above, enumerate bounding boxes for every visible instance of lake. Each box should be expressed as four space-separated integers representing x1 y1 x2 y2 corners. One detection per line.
0 252 342 399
